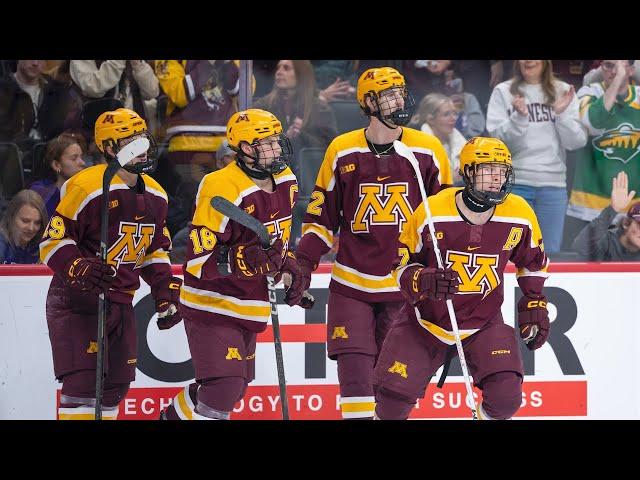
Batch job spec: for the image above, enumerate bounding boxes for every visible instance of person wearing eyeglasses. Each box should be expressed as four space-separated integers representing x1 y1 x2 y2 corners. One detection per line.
565 60 640 245
582 60 640 87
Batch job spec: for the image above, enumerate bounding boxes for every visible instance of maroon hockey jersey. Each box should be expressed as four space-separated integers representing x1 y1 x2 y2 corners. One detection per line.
39 164 173 303
181 161 298 332
155 60 239 155
395 187 550 344
296 127 452 303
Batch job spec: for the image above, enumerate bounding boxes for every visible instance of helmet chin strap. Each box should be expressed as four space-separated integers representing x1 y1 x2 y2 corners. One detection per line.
236 153 271 180
374 111 400 130
368 91 413 129
461 187 493 212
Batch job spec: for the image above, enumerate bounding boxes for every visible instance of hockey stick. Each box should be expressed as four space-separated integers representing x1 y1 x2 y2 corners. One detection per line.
211 195 310 420
95 137 150 420
393 140 478 420
210 196 315 306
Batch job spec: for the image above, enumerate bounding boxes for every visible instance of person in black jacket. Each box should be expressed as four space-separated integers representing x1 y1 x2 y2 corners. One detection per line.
0 60 74 145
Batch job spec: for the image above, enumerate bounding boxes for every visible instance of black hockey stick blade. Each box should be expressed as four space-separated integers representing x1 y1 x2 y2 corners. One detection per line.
211 196 271 248
211 195 315 308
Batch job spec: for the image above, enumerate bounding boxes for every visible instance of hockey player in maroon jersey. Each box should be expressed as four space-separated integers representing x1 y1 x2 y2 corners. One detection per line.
294 67 453 419
160 109 311 420
373 137 551 420
155 60 239 185
40 108 182 420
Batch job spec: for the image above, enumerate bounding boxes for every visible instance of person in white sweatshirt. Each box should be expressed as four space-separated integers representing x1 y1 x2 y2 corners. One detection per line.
486 60 587 253
70 60 159 124
410 92 467 185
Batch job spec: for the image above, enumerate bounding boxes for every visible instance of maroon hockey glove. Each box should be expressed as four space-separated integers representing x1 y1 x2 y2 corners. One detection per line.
281 252 315 309
63 256 116 294
517 295 550 350
154 276 183 330
293 254 315 296
229 238 285 278
399 265 459 303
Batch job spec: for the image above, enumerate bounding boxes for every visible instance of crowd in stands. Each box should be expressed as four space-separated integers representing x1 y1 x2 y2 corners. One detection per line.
2 59 640 265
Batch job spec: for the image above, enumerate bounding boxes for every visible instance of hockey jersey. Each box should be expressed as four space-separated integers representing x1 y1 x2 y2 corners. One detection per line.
155 60 239 155
39 164 173 303
395 187 549 344
296 127 452 303
568 83 640 221
180 161 298 332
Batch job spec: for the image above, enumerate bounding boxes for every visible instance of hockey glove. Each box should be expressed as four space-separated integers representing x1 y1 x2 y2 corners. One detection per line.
399 265 459 304
63 256 116 294
517 295 550 350
153 276 183 330
229 237 285 278
293 254 315 296
281 252 315 309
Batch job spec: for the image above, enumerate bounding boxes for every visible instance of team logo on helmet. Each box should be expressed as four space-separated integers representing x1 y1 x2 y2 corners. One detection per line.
357 67 415 126
459 137 514 206
357 67 406 109
94 108 157 174
227 109 292 177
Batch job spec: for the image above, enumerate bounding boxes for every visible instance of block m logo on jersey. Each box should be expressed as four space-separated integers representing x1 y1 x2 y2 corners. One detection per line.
446 250 500 299
351 182 412 233
265 215 292 250
107 222 155 269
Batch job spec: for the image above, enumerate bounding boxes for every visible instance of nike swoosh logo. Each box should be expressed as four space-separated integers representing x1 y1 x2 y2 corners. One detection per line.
135 215 145 220
467 246 481 251
377 176 391 181
270 211 280 219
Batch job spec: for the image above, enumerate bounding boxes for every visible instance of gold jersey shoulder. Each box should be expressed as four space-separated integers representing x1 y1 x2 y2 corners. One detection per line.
399 188 460 253
141 173 168 202
193 161 295 233
495 191 539 224
495 192 543 245
63 164 119 194
199 161 256 201
273 165 296 184
194 163 253 233
401 127 441 150
57 165 128 220
63 164 168 196
309 132 366 193
426 188 539 226
426 187 461 218
199 162 294 199
400 127 452 185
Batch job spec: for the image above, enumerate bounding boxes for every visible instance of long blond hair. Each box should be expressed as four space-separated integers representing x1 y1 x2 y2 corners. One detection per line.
410 93 453 127
0 189 48 249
